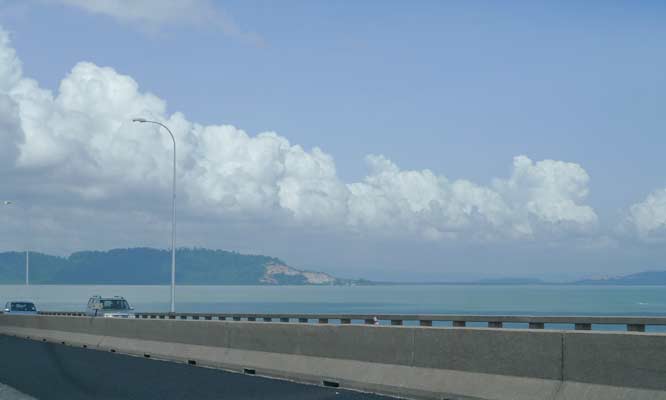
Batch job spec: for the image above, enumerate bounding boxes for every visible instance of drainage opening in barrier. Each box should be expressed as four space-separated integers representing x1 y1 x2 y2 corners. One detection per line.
110 349 116 353
144 354 151 358
188 360 197 365
323 380 340 388
82 345 87 348
41 339 46 342
61 341 66 345
244 368 256 375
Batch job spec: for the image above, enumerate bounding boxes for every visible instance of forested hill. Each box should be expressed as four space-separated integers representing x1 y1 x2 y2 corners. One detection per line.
0 248 342 285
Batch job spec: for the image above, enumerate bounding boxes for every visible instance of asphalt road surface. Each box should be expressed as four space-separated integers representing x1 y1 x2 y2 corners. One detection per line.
0 335 393 400
0 383 35 400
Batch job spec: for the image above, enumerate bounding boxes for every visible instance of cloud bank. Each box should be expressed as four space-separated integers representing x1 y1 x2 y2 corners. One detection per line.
627 189 666 241
0 26 605 246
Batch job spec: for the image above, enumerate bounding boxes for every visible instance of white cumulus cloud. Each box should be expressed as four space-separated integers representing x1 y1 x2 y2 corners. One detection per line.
346 154 597 241
627 189 666 241
0 26 21 91
0 25 599 248
0 93 23 169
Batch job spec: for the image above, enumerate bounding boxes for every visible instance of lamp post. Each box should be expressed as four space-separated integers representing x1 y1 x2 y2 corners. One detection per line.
131 118 177 313
2 200 29 286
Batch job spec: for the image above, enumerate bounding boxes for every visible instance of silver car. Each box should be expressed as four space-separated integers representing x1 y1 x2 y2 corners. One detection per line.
86 295 134 318
4 301 38 315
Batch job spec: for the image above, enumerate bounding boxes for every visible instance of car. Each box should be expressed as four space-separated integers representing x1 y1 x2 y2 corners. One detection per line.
3 301 38 315
86 295 135 318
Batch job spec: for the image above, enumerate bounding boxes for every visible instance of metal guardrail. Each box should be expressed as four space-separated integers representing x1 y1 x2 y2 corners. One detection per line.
35 311 666 332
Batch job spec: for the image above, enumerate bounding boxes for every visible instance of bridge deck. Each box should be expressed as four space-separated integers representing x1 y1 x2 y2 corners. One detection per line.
0 335 391 400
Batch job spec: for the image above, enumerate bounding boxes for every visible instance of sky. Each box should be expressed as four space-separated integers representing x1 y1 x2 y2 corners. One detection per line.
0 0 665 281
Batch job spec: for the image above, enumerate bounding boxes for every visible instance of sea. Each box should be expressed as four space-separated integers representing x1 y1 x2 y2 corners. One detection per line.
1 284 665 332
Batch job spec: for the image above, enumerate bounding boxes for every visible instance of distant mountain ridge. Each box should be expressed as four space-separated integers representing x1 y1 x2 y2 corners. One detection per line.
0 248 344 285
1 248 665 285
573 270 666 285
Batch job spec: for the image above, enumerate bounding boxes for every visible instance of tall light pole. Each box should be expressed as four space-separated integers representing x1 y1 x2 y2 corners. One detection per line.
132 118 177 313
2 200 29 286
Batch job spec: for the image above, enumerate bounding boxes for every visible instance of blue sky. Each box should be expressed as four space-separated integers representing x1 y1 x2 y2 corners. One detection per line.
1 1 666 281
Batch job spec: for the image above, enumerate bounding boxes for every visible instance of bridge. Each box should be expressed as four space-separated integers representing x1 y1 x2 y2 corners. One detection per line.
1 312 665 399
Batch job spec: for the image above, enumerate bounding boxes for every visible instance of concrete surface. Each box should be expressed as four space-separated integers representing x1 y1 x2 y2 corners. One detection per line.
1 315 666 400
564 330 666 390
0 335 390 400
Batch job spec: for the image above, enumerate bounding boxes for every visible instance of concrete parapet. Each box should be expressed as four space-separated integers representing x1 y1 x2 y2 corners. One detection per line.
564 331 666 391
1 315 665 400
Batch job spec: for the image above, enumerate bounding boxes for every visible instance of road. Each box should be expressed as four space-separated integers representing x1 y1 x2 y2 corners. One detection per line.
0 335 393 400
0 383 35 400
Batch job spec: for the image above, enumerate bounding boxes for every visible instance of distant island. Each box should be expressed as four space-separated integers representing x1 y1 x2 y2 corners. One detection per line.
571 270 666 285
1 248 665 285
0 248 363 285
369 272 666 286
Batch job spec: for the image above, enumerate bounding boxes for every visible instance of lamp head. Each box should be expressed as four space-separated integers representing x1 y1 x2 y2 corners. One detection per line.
132 118 148 123
2 201 12 205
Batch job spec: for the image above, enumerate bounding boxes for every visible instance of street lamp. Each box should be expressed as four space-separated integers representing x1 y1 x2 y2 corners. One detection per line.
132 118 177 313
2 200 29 286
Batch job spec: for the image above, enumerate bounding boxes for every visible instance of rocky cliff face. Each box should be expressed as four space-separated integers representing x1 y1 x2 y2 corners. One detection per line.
261 263 338 285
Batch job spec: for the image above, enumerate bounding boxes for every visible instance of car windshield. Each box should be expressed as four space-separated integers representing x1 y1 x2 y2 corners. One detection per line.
100 299 130 310
11 302 36 312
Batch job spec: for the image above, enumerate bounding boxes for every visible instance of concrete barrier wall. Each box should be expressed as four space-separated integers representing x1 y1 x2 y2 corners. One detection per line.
564 331 666 390
1 315 665 400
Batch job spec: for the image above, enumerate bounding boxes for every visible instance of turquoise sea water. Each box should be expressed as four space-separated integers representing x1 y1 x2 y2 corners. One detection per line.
1 284 665 316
